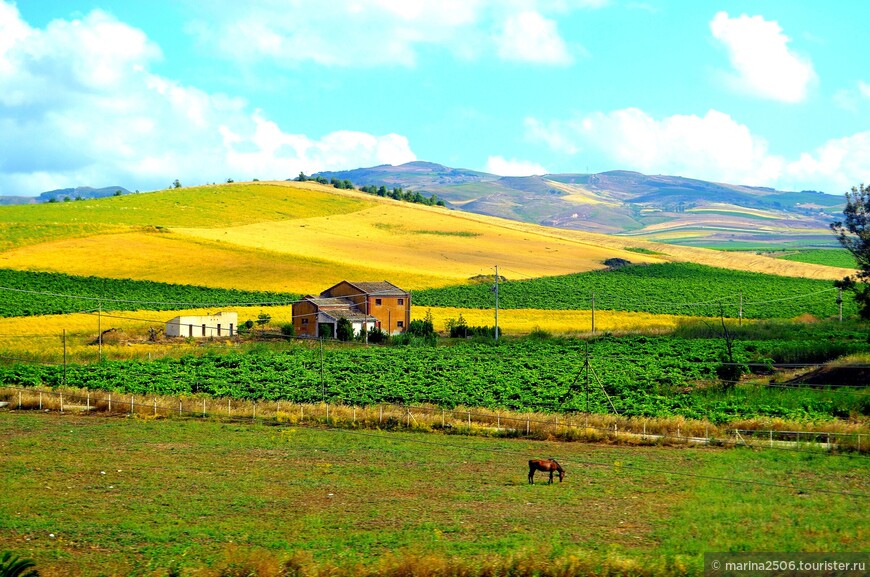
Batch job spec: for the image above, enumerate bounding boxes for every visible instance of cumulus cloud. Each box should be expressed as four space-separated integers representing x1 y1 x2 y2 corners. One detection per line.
710 11 816 103
187 0 592 67
527 106 870 192
485 155 548 176
0 2 415 195
528 108 784 185
495 11 572 65
785 132 870 193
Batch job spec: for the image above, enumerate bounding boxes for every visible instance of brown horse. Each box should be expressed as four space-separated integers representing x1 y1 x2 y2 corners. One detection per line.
528 458 565 484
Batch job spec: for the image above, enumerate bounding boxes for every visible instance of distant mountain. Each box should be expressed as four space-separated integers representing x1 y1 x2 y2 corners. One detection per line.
0 186 133 205
313 163 844 247
38 186 131 203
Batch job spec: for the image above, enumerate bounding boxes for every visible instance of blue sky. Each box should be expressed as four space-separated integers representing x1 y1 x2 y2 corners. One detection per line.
1 0 868 196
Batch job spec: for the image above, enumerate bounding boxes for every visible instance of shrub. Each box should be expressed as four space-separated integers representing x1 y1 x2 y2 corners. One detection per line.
280 323 295 337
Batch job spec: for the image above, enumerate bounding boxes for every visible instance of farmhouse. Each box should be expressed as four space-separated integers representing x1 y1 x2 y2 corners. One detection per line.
165 312 238 338
293 281 411 339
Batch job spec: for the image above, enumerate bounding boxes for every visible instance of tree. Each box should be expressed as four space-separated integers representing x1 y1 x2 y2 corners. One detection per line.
830 183 870 319
172 179 182 189
296 171 307 181
336 317 354 341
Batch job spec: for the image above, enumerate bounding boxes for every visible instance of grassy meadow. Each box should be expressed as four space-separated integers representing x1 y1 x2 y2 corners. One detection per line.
1 412 867 577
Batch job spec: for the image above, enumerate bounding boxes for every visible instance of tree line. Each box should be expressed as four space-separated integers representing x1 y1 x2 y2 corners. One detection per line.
295 172 445 207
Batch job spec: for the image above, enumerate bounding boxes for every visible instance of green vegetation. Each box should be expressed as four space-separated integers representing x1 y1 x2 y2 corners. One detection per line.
831 183 870 319
3 325 867 423
0 269 298 317
1 412 866 577
413 262 854 319
778 249 857 268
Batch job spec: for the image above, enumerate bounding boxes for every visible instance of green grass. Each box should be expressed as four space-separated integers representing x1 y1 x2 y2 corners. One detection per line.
1 412 866 576
0 183 371 249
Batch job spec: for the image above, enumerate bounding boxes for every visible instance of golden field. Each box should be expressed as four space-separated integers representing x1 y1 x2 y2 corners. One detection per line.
0 306 694 363
0 180 852 297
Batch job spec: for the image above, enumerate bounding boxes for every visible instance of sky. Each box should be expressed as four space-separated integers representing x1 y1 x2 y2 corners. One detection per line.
1 0 868 196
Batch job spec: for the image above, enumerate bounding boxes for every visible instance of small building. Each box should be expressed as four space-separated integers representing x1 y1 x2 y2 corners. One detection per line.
292 281 411 339
165 312 238 338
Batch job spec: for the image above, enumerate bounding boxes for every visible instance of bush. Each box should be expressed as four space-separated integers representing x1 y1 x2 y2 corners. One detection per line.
280 323 295 337
336 318 354 342
365 326 388 344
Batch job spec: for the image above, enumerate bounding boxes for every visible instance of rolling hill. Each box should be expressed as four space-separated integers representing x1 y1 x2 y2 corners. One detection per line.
315 162 844 247
0 180 852 298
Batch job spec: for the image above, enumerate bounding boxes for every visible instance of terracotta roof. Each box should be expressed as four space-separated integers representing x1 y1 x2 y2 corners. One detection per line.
319 309 373 322
305 296 355 308
341 281 408 296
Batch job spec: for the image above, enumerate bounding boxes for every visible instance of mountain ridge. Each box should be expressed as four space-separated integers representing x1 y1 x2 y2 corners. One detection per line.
314 163 843 247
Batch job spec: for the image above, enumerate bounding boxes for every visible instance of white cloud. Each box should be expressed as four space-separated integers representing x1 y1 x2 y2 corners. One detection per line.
0 2 416 195
485 155 548 176
528 107 784 185
860 81 870 99
527 106 870 193
186 0 594 67
710 11 816 103
785 132 870 193
495 11 572 65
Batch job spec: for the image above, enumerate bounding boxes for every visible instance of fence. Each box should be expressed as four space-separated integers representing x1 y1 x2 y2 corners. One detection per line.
2 386 866 455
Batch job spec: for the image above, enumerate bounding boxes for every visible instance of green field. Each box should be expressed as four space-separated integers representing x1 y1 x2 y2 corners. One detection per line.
413 263 854 319
0 269 298 316
777 249 858 269
1 412 867 577
3 327 867 423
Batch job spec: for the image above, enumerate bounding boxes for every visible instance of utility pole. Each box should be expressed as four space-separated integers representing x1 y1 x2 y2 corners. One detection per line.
838 288 843 322
591 292 595 334
739 291 743 326
319 337 325 401
98 303 102 362
63 329 67 387
494 265 499 341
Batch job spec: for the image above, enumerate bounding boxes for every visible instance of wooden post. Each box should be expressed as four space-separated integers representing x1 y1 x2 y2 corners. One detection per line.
87 391 90 412
379 405 383 424
353 406 356 423
39 391 42 411
153 398 157 416
130 394 134 415
770 430 773 448
18 390 21 409
326 403 330 424
179 399 182 417
253 403 256 421
227 398 231 417
60 392 64 413
467 410 471 428
203 399 206 417
108 393 112 413
441 407 445 428
526 415 530 434
300 404 304 421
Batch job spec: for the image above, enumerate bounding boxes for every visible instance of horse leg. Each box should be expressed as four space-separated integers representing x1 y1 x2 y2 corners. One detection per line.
548 470 554 484
528 468 534 484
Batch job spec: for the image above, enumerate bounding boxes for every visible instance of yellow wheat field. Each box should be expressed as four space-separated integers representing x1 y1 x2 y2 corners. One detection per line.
0 306 698 363
0 180 854 296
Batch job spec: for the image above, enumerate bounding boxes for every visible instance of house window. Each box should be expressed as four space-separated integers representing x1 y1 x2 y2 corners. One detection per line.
398 298 404 305
201 324 206 336
229 323 234 336
397 321 404 328
375 298 382 305
302 318 309 325
217 324 222 336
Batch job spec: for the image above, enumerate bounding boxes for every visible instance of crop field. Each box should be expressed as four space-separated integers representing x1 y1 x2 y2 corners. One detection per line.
3 329 867 424
0 269 297 317
413 262 854 319
0 182 852 297
1 412 867 577
777 248 857 269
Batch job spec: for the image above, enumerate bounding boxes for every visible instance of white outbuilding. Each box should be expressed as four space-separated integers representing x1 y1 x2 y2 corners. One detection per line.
165 312 238 338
